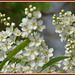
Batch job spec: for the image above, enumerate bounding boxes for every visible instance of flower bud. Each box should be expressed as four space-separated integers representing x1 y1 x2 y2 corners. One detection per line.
7 17 11 20
61 9 64 13
28 13 32 18
11 22 15 26
2 14 5 17
25 8 28 11
6 23 10 26
33 6 36 10
29 5 32 8
3 18 6 21
30 8 33 12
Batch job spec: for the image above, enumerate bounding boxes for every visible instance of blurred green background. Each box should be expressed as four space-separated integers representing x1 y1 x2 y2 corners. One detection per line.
0 2 50 25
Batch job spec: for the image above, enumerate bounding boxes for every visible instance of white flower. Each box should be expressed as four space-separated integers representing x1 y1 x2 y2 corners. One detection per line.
9 63 16 73
55 25 63 33
65 26 73 34
30 58 44 68
29 55 44 68
1 61 10 73
7 35 16 44
21 27 31 38
29 61 36 68
2 31 9 38
33 67 42 73
9 63 22 73
21 17 28 26
2 40 12 52
19 23 25 27
0 54 7 62
5 26 13 36
65 50 71 56
36 46 43 54
63 60 70 70
22 66 33 73
56 61 62 68
37 20 46 32
64 17 70 21
29 32 43 47
33 11 42 18
24 46 38 60
63 21 70 26
65 11 72 17
44 48 53 58
70 15 75 22
59 32 67 42
16 63 22 73
29 18 37 30
42 66 56 73
13 28 21 36
70 57 75 66
0 32 6 41
0 50 5 61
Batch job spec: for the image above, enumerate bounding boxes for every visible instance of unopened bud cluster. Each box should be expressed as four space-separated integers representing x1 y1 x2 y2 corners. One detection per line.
0 12 15 27
25 5 38 18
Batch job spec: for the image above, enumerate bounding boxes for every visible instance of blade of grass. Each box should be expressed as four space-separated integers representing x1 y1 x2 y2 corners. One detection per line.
0 38 30 71
41 56 70 72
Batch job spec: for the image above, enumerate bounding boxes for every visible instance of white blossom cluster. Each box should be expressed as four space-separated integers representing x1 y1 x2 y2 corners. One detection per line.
63 39 75 73
0 5 57 73
0 12 16 62
52 10 75 73
52 10 75 42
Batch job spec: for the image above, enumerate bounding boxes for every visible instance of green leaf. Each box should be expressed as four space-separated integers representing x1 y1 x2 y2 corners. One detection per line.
0 38 30 71
20 56 27 65
41 56 70 72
